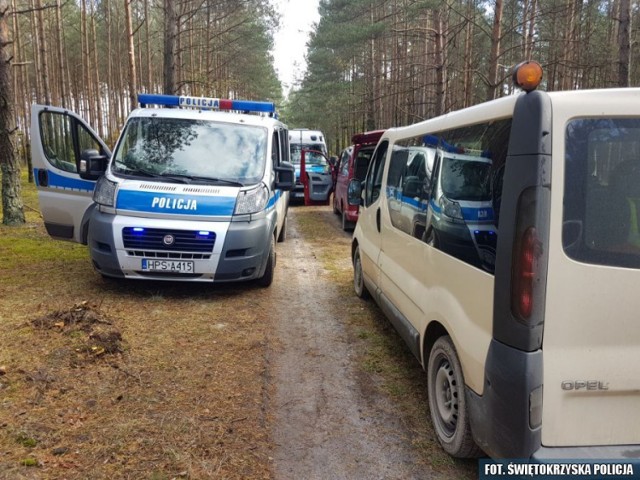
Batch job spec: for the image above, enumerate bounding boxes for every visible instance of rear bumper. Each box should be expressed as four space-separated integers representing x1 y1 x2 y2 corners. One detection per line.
531 445 640 462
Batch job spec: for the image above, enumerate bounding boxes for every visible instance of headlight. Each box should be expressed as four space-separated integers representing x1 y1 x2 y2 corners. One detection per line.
441 196 464 221
235 184 269 215
93 176 117 207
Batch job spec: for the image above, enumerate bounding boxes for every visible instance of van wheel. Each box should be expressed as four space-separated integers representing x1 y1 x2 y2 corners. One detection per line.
342 210 354 232
427 336 482 458
426 229 439 248
277 216 287 243
257 239 275 288
353 246 369 299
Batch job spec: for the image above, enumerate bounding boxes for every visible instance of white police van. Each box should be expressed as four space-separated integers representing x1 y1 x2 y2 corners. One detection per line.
31 94 295 286
289 128 333 202
349 62 640 464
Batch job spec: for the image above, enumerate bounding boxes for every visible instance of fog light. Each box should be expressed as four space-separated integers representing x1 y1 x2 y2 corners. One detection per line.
242 267 256 277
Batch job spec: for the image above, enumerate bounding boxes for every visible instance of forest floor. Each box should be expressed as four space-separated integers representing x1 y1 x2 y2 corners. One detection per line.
0 184 476 479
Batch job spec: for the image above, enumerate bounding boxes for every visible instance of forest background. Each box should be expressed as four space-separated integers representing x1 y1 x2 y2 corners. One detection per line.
0 0 638 224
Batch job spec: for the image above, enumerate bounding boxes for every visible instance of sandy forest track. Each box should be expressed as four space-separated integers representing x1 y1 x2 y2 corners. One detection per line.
266 208 473 479
268 215 422 479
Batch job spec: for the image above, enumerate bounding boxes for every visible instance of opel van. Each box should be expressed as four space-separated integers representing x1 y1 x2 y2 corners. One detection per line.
348 62 640 462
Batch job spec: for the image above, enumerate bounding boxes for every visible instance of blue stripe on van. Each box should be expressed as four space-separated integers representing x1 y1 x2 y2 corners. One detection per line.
34 168 95 192
116 190 237 216
460 207 494 222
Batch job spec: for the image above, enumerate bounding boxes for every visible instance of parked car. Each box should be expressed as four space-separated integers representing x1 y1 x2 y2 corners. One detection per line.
333 130 384 230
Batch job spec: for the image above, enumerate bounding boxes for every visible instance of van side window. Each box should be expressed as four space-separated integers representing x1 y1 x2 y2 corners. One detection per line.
279 129 289 164
272 131 280 167
391 119 511 273
340 150 350 176
386 147 432 237
40 111 102 173
564 118 640 268
364 141 389 206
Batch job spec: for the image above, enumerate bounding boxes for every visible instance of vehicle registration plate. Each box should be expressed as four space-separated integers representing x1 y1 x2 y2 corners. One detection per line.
141 259 195 273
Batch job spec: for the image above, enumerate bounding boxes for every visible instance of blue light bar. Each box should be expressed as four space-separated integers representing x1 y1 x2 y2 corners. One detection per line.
137 94 275 114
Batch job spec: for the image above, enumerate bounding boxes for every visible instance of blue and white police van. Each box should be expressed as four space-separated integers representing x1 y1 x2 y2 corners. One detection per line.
31 94 295 286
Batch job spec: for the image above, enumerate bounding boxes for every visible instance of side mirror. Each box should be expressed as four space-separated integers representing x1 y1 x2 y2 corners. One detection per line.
347 179 362 206
79 149 109 180
403 176 422 198
275 161 295 191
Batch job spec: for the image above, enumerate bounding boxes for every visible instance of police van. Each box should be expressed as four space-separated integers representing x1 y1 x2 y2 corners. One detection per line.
288 128 333 202
31 94 295 286
349 62 640 462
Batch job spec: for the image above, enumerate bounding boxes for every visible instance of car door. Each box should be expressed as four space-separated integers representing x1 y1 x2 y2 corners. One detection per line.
357 140 389 293
31 105 111 244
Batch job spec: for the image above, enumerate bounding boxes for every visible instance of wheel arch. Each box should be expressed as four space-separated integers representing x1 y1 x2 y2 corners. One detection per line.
422 320 449 368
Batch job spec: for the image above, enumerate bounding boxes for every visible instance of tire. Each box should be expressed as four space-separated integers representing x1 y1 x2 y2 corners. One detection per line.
257 239 276 288
352 245 369 299
425 228 439 248
277 215 287 243
427 336 482 458
342 209 354 232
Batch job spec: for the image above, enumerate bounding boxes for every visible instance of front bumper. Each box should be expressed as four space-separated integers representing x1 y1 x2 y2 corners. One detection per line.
88 209 274 282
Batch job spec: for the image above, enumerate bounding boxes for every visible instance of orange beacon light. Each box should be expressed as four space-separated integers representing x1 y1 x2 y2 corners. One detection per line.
512 61 543 92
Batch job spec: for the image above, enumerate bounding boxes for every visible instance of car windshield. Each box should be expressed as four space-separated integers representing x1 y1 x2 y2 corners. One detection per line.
290 144 328 166
441 155 492 201
112 117 268 185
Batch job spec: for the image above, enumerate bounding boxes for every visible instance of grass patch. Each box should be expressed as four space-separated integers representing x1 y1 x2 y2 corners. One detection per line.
0 172 274 479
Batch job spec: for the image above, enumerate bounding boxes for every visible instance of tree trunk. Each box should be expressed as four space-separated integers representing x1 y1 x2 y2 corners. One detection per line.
34 0 51 104
163 0 177 94
0 0 25 225
124 0 138 111
55 0 66 107
486 0 503 100
617 0 631 87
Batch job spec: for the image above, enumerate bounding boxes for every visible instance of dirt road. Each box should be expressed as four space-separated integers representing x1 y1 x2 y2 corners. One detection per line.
265 207 475 480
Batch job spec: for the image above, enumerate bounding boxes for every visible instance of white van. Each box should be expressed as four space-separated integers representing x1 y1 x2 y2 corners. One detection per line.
31 94 295 286
348 62 640 462
289 128 333 202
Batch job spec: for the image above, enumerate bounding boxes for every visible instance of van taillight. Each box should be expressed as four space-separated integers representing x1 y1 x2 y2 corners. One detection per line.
513 226 539 320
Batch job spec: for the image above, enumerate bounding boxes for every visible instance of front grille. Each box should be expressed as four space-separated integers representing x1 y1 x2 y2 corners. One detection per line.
126 251 211 260
122 227 216 253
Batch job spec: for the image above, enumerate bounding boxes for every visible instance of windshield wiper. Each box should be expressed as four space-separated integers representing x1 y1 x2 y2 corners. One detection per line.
116 167 190 184
162 173 244 187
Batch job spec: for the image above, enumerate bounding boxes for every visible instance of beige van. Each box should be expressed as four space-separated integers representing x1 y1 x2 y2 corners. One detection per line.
348 63 640 462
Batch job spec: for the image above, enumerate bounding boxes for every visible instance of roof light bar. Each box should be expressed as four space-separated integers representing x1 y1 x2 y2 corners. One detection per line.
137 93 275 114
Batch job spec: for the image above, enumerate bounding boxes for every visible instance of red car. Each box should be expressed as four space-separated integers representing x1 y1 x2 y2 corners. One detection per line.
333 130 385 230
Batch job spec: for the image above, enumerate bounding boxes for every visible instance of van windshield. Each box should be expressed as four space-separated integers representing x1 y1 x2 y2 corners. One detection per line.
112 117 267 185
441 155 492 201
290 144 328 166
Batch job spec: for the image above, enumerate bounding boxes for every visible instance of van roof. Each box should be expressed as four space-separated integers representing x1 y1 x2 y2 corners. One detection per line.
352 129 385 145
289 129 326 144
128 106 284 129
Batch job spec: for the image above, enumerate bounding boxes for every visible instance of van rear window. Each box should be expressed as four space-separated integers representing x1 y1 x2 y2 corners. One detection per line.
564 118 640 268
